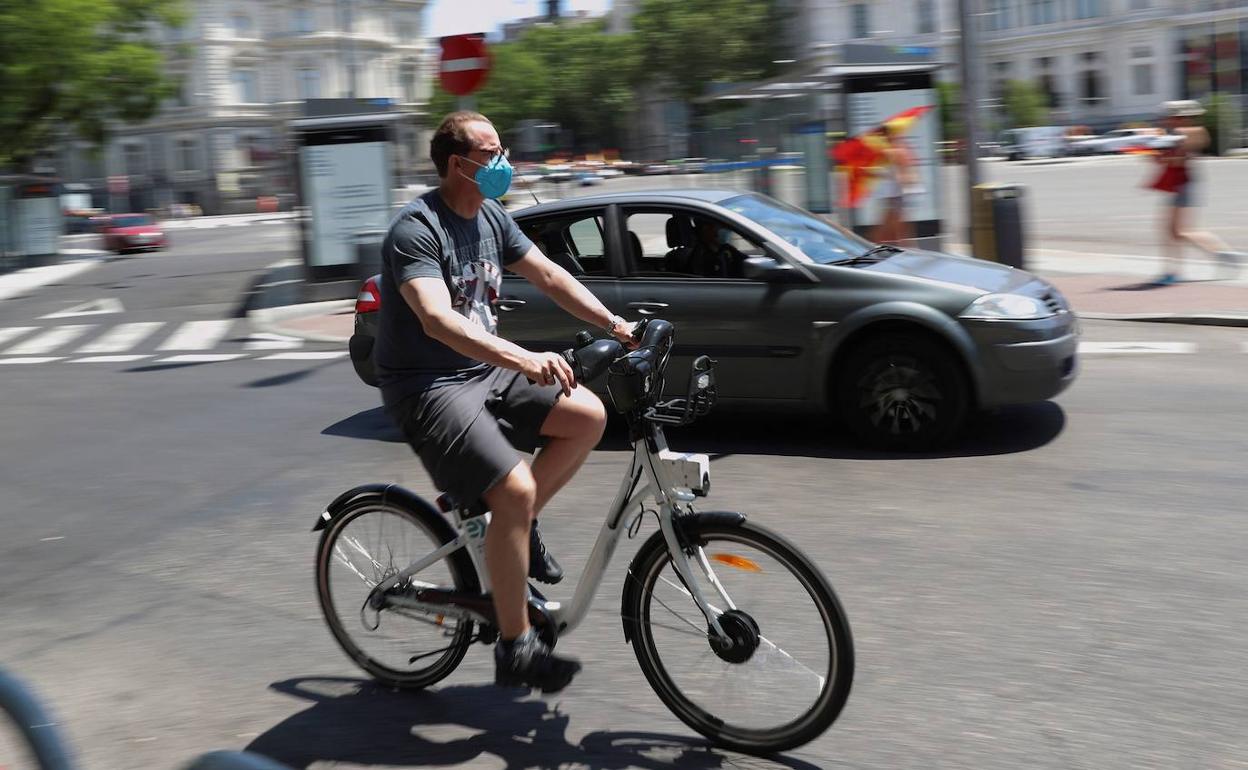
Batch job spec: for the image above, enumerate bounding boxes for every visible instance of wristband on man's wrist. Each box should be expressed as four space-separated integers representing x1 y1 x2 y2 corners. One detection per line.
604 314 625 334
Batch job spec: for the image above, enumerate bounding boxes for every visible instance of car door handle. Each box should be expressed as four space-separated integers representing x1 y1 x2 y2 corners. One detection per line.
627 301 669 315
496 298 526 311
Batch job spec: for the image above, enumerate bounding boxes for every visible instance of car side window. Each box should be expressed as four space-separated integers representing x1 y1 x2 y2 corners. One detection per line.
520 213 608 276
623 209 764 280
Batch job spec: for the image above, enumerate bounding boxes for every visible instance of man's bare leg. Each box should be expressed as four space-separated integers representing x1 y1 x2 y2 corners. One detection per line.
482 463 537 639
531 386 607 514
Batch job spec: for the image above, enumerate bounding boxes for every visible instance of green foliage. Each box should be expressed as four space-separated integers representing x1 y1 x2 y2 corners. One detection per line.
937 81 962 142
1201 92 1232 156
0 0 186 170
1002 79 1049 129
426 0 789 154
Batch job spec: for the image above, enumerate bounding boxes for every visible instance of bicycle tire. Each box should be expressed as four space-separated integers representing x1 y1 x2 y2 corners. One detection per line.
315 496 479 689
622 519 854 755
0 669 75 770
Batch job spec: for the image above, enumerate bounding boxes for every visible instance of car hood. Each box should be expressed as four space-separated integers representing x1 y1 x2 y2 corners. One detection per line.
856 249 1037 294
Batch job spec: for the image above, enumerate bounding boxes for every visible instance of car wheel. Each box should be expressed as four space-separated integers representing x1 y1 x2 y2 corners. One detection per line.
349 333 379 387
836 333 969 451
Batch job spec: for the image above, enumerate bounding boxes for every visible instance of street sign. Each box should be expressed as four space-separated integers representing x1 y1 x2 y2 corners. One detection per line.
439 34 490 96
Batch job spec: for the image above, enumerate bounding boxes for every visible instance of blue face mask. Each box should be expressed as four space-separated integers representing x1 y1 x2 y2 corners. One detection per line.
459 153 513 199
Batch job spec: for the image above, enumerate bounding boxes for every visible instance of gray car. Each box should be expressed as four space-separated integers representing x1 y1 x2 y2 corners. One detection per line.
351 189 1078 450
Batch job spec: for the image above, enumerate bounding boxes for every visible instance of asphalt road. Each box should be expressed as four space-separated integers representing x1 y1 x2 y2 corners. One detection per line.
4 226 1248 769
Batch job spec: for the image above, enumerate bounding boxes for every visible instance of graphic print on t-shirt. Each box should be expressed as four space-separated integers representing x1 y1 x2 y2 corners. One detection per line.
448 236 502 333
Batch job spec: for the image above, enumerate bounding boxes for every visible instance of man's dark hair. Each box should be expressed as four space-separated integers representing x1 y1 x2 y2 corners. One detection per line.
430 111 492 177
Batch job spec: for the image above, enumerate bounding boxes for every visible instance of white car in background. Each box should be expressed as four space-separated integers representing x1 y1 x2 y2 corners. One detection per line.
1071 128 1171 155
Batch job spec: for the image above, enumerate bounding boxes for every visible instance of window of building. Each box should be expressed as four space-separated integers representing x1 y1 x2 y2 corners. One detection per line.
231 13 253 38
292 6 314 34
1080 52 1104 104
297 66 320 100
1130 45 1154 96
232 68 260 103
176 138 198 172
400 62 418 103
851 3 869 38
397 20 415 43
123 143 146 176
987 0 1011 31
917 0 936 33
1075 0 1101 19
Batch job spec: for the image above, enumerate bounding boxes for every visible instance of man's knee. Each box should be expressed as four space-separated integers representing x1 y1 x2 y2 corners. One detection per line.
544 388 607 441
484 463 537 524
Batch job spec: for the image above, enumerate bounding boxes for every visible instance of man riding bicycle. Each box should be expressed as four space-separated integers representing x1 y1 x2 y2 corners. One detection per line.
374 111 636 693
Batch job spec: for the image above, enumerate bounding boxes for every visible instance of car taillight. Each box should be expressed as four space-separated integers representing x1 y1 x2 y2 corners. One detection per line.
356 277 381 314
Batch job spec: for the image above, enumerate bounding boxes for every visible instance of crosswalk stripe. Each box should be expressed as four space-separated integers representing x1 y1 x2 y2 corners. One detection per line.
243 332 304 351
157 320 234 351
0 357 63 365
0 326 38 349
155 353 247 363
6 325 94 355
68 355 153 363
1078 342 1196 354
76 322 165 354
258 351 348 360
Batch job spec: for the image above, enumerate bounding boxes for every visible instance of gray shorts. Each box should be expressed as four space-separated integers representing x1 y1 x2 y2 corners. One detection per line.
391 367 561 507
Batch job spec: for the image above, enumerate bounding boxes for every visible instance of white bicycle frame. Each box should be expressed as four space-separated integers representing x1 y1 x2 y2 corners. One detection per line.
375 424 732 640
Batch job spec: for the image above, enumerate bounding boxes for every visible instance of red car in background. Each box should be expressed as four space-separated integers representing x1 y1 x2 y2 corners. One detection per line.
100 213 167 253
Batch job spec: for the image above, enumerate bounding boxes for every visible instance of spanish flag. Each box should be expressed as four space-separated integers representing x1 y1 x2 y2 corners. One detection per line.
832 105 933 208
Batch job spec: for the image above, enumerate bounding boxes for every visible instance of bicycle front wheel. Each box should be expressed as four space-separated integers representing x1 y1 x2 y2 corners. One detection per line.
315 497 478 689
0 670 74 770
623 519 853 755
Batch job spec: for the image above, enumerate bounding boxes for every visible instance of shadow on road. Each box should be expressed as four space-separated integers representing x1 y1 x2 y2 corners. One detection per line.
247 678 822 770
321 406 405 443
601 401 1066 460
321 402 1066 460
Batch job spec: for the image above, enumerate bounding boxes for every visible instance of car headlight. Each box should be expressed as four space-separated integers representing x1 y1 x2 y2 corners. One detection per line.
959 293 1052 320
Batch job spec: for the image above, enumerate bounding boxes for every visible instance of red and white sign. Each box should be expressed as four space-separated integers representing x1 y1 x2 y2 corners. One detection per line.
439 34 490 97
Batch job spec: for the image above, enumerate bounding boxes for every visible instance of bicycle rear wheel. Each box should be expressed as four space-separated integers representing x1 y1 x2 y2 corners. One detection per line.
622 519 853 755
0 670 74 770
315 497 478 689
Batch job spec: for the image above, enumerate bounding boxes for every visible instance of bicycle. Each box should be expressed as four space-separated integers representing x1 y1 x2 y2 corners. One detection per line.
313 319 854 755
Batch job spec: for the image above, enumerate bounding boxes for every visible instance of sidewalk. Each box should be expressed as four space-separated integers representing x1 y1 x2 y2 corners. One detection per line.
251 245 1248 344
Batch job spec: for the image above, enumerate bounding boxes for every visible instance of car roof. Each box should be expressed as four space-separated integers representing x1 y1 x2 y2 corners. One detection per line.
511 189 746 218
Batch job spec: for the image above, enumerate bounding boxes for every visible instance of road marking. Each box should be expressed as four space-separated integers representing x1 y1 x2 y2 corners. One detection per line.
40 536 65 542
41 297 125 319
0 357 63 364
1078 342 1196 354
157 319 234 351
258 351 348 360
154 353 247 363
0 260 101 302
76 322 164 353
0 326 38 348
68 354 153 363
6 325 94 355
243 332 304 350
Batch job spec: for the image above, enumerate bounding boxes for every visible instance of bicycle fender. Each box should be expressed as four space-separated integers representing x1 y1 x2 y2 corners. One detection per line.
313 483 448 535
620 511 747 644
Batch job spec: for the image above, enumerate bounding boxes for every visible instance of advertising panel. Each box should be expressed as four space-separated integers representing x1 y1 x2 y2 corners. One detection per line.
299 141 391 267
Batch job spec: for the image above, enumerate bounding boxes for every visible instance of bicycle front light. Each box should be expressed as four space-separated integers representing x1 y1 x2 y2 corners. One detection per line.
959 293 1052 321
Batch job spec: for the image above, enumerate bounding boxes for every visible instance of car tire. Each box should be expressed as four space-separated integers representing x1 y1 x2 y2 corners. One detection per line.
836 332 969 451
349 333 379 388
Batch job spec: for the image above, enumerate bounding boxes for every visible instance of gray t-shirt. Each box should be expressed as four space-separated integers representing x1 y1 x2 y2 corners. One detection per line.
376 191 532 410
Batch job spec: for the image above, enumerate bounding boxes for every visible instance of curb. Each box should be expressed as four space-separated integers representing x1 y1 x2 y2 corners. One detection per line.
248 299 354 343
1078 311 1248 328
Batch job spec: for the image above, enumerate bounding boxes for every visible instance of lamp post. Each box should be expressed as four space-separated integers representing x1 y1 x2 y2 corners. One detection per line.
957 0 982 243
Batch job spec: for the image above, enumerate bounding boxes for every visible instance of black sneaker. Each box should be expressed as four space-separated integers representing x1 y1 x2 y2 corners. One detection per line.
529 521 564 585
494 628 581 693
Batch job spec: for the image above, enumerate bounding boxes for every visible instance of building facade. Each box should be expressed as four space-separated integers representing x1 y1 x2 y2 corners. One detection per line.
790 0 1248 134
57 0 431 215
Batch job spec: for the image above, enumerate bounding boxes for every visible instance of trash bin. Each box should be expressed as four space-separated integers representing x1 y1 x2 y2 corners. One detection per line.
970 183 1026 269
353 228 386 280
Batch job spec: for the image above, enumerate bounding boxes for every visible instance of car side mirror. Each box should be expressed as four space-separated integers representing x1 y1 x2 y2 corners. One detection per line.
742 255 795 281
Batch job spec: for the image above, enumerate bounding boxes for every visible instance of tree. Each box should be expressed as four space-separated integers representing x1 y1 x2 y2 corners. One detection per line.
1201 93 1232 156
631 0 790 105
1002 79 1049 129
937 81 962 142
0 0 186 171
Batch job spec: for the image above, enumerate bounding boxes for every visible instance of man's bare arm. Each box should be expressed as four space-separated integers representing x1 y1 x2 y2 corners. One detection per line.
399 277 575 393
506 247 615 330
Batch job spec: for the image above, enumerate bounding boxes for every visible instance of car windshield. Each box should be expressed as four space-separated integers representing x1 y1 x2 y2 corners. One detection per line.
112 215 153 227
720 193 872 264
